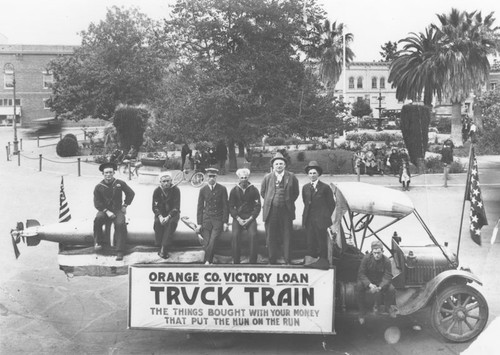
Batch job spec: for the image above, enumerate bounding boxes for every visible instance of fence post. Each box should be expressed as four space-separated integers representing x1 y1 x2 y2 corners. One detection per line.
8 141 11 154
19 138 22 151
6 146 9 161
17 151 20 166
443 164 448 188
37 135 40 147
78 158 81 177
39 154 42 172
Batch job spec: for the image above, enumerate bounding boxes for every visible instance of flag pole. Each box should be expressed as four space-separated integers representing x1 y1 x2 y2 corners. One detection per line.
456 144 474 259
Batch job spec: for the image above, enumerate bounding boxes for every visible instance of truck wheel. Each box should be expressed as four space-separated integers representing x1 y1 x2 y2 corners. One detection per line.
189 332 239 348
431 284 488 342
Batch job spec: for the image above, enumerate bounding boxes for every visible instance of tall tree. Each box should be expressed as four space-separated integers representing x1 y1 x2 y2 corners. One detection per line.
307 19 354 95
48 6 173 121
380 41 398 62
433 9 499 146
388 26 442 106
155 0 340 170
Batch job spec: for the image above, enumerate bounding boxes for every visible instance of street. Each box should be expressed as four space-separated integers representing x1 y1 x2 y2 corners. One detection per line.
0 127 499 355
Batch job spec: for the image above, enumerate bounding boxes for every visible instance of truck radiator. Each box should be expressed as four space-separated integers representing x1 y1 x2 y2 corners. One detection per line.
405 265 451 285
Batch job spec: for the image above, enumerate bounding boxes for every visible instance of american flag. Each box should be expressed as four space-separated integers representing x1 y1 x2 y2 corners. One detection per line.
59 176 71 223
465 147 487 245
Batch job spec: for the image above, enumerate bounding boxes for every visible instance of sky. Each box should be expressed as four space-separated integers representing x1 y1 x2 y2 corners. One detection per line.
0 0 498 61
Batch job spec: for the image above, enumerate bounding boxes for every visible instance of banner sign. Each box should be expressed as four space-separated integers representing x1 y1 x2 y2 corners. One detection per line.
129 265 335 334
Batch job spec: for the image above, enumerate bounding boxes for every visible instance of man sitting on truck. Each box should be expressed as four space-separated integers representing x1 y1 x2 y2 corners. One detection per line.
356 240 397 324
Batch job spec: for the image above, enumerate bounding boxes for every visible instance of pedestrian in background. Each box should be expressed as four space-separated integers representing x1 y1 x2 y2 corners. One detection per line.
215 140 228 174
229 168 261 264
399 160 411 191
260 152 299 264
181 143 192 171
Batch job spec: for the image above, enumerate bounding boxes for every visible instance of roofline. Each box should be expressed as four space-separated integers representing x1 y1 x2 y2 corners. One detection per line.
0 44 77 55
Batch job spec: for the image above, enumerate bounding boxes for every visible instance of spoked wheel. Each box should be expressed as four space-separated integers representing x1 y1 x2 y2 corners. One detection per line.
431 284 488 342
172 170 185 186
189 332 239 348
191 172 205 187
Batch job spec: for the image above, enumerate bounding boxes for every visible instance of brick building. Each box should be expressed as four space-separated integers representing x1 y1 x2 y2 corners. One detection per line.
0 44 75 127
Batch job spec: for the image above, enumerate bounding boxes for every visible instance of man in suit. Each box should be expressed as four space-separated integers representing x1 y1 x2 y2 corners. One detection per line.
260 152 299 264
196 168 229 264
302 161 335 261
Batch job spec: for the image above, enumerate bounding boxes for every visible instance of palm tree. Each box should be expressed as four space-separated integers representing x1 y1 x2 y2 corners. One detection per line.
433 9 499 145
308 20 354 95
390 9 499 146
389 26 442 106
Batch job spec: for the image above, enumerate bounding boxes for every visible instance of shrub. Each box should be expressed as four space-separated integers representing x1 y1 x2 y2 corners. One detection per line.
113 104 149 151
425 156 465 173
56 137 79 157
266 136 286 146
297 151 306 162
476 127 500 155
93 155 109 164
284 136 302 145
164 158 181 170
63 133 78 141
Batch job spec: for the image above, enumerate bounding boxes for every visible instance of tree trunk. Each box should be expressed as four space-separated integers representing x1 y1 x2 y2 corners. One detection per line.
450 102 463 147
473 101 483 131
330 134 335 149
237 142 245 157
228 138 237 172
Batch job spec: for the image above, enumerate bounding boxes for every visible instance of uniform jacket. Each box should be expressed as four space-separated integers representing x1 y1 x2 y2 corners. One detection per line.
94 178 135 213
229 183 261 220
152 185 180 221
301 180 335 229
357 252 393 289
197 183 229 224
260 170 299 221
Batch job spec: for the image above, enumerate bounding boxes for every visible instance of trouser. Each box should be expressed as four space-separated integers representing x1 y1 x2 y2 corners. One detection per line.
201 218 224 263
153 217 179 250
265 206 292 264
232 219 258 264
93 210 127 252
356 281 396 316
305 221 328 259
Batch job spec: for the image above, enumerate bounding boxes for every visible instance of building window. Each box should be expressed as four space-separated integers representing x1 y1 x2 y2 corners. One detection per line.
42 71 53 89
0 98 20 106
372 77 377 89
348 77 355 89
380 77 386 89
357 77 363 89
43 99 51 109
491 82 497 91
4 71 14 89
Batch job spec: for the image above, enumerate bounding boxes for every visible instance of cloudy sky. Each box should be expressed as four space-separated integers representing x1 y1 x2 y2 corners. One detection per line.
0 0 498 61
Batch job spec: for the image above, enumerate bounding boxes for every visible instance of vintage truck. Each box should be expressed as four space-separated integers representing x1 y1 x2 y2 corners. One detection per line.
10 182 488 345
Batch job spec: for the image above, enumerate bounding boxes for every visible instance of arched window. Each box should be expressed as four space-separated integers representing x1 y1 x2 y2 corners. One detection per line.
357 77 363 89
348 77 355 89
380 77 386 89
372 77 377 89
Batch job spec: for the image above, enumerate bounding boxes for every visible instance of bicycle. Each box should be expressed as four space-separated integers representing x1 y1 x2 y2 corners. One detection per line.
172 169 205 187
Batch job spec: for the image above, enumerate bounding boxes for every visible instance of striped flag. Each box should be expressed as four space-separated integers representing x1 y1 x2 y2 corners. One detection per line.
465 147 487 245
59 176 71 222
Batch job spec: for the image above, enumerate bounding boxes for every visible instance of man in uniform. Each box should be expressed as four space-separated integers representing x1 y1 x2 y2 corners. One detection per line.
260 152 299 264
93 162 135 261
196 168 229 264
152 172 181 259
356 240 397 324
229 168 261 264
302 161 335 263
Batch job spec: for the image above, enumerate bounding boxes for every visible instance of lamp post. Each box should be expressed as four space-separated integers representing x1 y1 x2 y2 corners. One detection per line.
376 90 385 131
4 63 18 154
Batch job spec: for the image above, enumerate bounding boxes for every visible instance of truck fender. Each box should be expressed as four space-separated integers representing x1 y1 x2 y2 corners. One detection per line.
396 269 482 316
